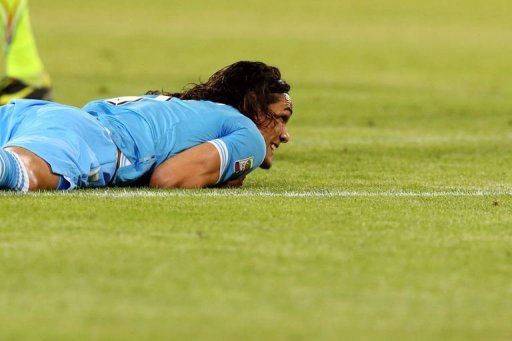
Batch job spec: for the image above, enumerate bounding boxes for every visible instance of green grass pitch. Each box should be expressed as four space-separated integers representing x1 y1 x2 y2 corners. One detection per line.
1 0 511 339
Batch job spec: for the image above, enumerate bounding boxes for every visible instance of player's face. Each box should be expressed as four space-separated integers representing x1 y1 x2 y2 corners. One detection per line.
258 93 293 169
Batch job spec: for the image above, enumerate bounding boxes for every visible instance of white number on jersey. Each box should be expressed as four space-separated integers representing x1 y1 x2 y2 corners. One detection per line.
106 95 172 106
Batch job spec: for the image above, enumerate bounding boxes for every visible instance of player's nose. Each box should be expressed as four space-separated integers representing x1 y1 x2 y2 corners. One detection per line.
280 126 290 143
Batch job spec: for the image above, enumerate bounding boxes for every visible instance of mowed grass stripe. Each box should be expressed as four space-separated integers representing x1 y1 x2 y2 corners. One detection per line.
292 134 512 146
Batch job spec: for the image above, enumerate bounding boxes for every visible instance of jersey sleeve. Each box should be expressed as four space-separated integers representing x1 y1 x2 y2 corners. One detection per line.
207 121 266 184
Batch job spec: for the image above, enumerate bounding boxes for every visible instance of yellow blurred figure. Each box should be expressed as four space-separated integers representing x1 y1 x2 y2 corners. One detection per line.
0 0 51 104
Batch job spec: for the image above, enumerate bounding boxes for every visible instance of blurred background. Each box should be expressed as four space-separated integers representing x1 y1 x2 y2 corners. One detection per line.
30 0 511 127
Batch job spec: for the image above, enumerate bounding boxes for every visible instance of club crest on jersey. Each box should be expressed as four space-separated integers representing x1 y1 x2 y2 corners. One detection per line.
234 157 254 174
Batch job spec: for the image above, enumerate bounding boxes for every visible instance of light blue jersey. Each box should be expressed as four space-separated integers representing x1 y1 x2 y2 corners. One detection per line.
83 95 266 185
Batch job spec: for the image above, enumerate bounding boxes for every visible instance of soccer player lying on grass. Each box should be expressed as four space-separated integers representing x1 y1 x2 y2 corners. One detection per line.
0 61 293 192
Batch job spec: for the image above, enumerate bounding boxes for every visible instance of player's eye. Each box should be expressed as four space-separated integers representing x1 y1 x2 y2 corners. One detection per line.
268 112 280 123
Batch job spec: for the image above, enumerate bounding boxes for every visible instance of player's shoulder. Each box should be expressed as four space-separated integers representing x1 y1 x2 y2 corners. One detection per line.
194 101 256 128
219 106 264 145
178 98 240 115
178 99 259 129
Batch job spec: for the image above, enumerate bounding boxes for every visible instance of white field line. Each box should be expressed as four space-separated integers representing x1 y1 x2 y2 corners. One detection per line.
4 189 512 198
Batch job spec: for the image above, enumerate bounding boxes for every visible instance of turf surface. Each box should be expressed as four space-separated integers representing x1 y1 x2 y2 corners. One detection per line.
1 0 511 339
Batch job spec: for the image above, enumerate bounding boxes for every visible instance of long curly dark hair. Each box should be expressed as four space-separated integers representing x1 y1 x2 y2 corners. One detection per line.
147 61 291 126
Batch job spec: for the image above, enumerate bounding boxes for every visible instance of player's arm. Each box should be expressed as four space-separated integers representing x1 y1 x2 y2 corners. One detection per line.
149 142 221 189
150 121 264 189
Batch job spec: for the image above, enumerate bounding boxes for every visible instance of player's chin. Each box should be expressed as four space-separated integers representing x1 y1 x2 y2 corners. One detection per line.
260 156 272 169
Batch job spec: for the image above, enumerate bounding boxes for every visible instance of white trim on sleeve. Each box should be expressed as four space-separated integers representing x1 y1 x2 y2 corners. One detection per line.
207 139 229 184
